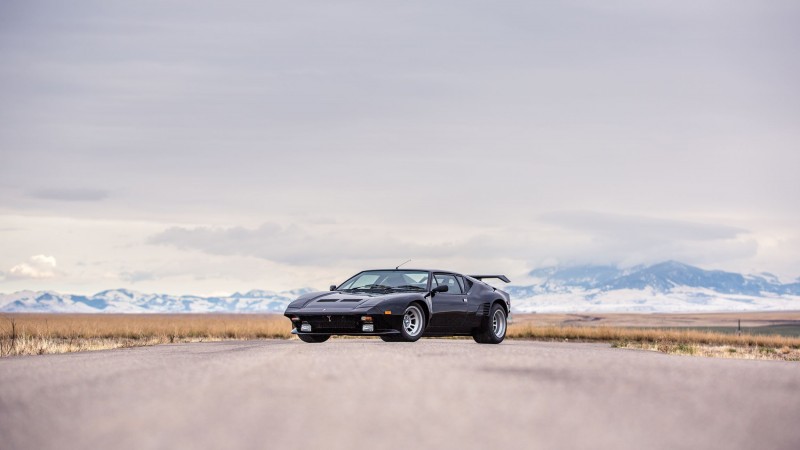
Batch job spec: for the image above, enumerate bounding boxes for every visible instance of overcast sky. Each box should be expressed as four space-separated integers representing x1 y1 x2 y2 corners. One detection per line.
1 0 799 295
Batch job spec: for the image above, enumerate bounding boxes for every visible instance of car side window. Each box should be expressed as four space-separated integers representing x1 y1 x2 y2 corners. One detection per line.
460 276 472 292
434 274 464 295
456 276 467 293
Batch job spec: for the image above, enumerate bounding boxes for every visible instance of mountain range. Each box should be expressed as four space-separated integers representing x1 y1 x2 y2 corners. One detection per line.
0 289 311 314
507 261 800 313
1 261 798 313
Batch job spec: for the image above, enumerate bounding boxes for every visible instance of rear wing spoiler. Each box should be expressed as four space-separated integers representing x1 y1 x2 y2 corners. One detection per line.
469 274 510 283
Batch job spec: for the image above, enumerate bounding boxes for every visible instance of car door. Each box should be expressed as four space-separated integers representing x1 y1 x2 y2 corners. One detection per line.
459 275 484 328
427 273 468 329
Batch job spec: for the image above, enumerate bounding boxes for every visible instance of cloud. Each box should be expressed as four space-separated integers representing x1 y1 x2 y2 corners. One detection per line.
2 1 798 291
147 220 529 268
119 270 157 283
7 255 59 279
148 222 447 265
29 188 109 202
147 212 762 274
537 211 757 267
540 211 747 241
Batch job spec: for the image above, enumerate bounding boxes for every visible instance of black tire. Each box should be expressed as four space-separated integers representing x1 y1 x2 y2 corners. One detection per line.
380 335 403 342
472 303 506 344
398 304 426 342
473 333 490 344
298 334 330 343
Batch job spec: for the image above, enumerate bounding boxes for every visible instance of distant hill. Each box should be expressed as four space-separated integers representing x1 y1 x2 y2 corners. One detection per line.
2 261 799 313
507 261 800 313
0 289 313 314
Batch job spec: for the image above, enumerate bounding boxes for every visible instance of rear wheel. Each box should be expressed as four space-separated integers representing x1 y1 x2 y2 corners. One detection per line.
298 334 330 343
398 304 425 342
473 303 506 344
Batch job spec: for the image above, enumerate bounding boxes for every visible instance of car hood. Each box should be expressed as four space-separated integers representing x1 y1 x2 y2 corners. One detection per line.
285 291 419 312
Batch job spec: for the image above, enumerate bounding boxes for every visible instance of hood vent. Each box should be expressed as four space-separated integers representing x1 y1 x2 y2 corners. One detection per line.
340 299 362 302
317 299 338 303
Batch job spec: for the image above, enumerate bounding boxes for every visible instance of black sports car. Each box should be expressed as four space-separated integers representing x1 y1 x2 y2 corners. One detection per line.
284 269 511 344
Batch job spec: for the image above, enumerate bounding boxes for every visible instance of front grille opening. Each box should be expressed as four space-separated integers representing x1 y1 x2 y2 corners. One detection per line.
307 316 359 330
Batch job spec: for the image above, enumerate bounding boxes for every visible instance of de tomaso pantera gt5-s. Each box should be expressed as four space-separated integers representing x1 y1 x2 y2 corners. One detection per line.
284 269 511 344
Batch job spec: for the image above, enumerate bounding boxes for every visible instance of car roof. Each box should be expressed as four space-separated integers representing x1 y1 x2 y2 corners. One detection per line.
365 269 461 274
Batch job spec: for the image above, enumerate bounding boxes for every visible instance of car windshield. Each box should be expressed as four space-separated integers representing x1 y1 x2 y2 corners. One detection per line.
338 270 430 292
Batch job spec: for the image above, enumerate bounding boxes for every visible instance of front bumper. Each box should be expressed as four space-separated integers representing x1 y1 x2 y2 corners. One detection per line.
291 329 402 336
285 311 401 336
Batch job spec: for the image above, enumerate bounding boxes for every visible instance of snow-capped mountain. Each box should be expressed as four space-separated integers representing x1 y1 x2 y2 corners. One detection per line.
2 262 799 313
507 261 800 313
0 289 314 313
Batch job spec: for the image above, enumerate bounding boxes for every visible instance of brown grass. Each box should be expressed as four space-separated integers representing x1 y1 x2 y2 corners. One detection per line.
3 313 799 360
506 323 800 361
0 314 292 357
509 311 800 328
506 323 800 348
612 342 800 361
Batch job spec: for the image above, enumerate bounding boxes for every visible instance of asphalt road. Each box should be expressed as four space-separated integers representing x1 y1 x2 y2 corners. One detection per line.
1 340 799 450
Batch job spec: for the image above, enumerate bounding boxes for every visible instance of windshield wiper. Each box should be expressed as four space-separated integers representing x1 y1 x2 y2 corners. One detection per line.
352 284 394 291
350 284 425 292
391 285 425 291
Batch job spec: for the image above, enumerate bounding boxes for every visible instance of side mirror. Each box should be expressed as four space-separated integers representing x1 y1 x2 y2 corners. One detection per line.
424 284 449 298
330 285 337 291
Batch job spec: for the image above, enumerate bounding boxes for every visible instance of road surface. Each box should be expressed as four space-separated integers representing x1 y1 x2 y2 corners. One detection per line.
1 340 799 450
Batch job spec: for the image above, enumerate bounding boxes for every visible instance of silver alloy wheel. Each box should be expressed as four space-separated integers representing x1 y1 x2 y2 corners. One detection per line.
492 308 506 338
403 305 423 336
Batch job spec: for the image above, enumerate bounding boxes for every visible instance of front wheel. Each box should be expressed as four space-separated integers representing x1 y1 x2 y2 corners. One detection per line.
398 304 425 342
473 303 506 344
298 334 330 343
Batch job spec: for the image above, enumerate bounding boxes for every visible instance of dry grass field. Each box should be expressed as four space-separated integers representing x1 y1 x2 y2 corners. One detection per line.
506 323 800 360
0 314 291 357
507 312 800 361
510 311 800 330
2 312 799 360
